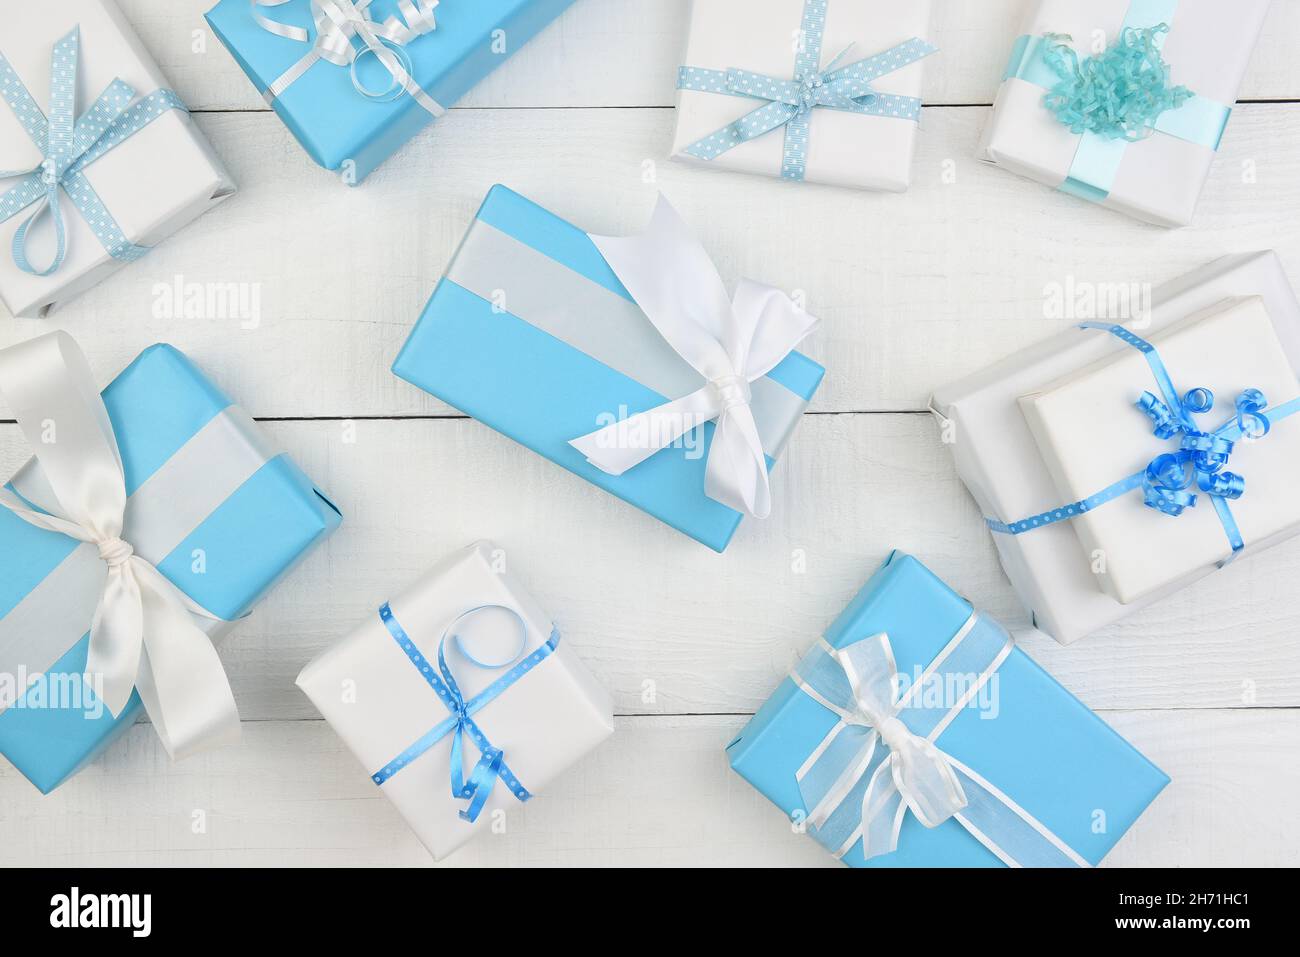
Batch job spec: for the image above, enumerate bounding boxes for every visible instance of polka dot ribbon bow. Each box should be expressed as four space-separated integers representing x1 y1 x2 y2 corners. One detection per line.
252 0 445 117
374 603 561 824
0 27 188 276
677 0 936 181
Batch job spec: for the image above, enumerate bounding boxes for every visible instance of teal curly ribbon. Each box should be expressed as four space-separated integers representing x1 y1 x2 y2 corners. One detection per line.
0 27 187 277
676 0 936 181
987 324 1300 564
1041 26 1192 142
1000 0 1231 205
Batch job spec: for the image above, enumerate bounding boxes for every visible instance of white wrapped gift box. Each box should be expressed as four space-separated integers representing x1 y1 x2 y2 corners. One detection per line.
1 0 234 318
297 542 614 861
978 0 1269 227
931 252 1300 644
1021 298 1300 604
671 0 933 192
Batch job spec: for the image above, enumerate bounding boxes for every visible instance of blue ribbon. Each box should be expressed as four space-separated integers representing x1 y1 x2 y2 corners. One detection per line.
0 27 187 276
1000 0 1231 204
988 323 1300 563
372 602 560 824
676 0 936 181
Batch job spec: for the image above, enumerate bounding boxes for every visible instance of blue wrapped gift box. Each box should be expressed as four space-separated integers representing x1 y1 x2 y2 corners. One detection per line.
205 0 576 183
392 185 825 552
728 551 1169 866
0 344 341 793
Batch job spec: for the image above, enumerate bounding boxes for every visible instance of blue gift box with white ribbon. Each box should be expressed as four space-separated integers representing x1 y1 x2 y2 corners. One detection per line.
205 0 576 184
0 344 341 793
392 185 825 552
728 551 1168 867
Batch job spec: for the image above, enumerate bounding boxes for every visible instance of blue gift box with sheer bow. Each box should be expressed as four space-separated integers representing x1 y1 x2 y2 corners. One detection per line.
205 0 575 183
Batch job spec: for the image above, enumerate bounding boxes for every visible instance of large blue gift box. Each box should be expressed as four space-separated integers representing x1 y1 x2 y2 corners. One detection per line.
729 551 1169 866
205 0 576 183
0 345 341 793
392 186 825 552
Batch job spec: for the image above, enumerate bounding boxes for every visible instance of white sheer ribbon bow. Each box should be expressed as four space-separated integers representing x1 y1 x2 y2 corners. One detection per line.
570 196 819 518
0 333 240 759
253 0 445 115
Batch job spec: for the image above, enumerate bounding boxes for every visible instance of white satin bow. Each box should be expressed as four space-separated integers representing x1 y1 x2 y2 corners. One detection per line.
816 633 968 859
569 196 819 519
253 0 443 115
0 333 240 759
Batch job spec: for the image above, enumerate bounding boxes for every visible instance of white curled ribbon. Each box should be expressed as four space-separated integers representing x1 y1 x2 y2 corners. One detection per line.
253 0 445 116
569 195 819 519
0 333 240 760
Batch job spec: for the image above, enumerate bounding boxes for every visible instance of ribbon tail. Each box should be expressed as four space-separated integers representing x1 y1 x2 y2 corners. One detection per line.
569 385 720 476
458 746 504 823
86 564 147 718
859 757 906 860
129 559 240 759
706 403 771 518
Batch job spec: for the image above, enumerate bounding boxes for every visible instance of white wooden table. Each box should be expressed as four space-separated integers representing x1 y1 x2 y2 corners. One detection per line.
2 0 1299 867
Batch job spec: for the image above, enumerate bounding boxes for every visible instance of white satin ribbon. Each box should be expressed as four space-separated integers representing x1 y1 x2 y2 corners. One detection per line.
0 333 240 759
255 0 445 116
569 196 819 519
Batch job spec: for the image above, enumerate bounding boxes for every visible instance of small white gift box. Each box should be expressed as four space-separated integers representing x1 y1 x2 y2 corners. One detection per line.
1 0 234 318
978 0 1269 226
671 0 935 192
1021 298 1300 604
296 542 614 861
931 251 1300 644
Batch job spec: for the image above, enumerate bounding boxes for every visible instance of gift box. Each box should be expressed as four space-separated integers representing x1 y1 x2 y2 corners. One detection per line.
728 550 1168 867
297 541 614 861
1021 298 1300 605
931 251 1300 644
392 186 825 552
1 1 236 318
671 0 936 191
978 0 1269 227
205 0 576 184
0 335 342 793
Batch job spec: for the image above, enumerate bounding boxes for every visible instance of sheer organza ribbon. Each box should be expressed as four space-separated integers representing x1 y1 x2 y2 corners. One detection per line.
676 0 936 181
568 195 818 519
0 333 241 759
372 603 559 823
251 0 445 115
0 28 187 275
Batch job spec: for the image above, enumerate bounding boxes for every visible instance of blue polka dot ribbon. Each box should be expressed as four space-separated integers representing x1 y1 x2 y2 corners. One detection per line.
372 602 560 824
987 322 1300 565
0 27 188 277
676 0 936 181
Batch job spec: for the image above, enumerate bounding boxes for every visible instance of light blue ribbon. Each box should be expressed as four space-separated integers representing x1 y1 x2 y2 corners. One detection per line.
676 0 936 181
988 323 1300 563
1001 0 1231 204
0 27 186 276
372 602 560 824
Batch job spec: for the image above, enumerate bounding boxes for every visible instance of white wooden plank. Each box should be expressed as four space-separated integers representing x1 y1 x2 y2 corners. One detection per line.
131 0 1300 112
0 710 1292 867
5 105 1299 415
4 416 1297 716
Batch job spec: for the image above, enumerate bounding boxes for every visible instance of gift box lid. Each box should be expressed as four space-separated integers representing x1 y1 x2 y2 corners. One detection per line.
728 550 1169 866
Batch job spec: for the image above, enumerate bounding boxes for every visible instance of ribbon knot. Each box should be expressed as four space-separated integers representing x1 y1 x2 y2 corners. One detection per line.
568 196 818 520
96 536 135 569
873 714 912 755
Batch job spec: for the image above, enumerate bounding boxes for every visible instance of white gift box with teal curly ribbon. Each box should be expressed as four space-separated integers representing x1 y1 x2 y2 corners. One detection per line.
978 0 1269 227
0 0 235 318
671 0 935 192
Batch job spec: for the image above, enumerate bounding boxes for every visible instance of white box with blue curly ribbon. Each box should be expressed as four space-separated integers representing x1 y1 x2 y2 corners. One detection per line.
978 0 1269 227
671 0 935 192
931 251 1300 645
296 541 615 861
0 0 234 318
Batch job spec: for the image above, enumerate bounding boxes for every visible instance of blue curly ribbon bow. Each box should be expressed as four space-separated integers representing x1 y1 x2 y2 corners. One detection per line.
373 602 559 823
0 27 188 276
676 0 936 181
988 323 1300 563
1001 0 1231 204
